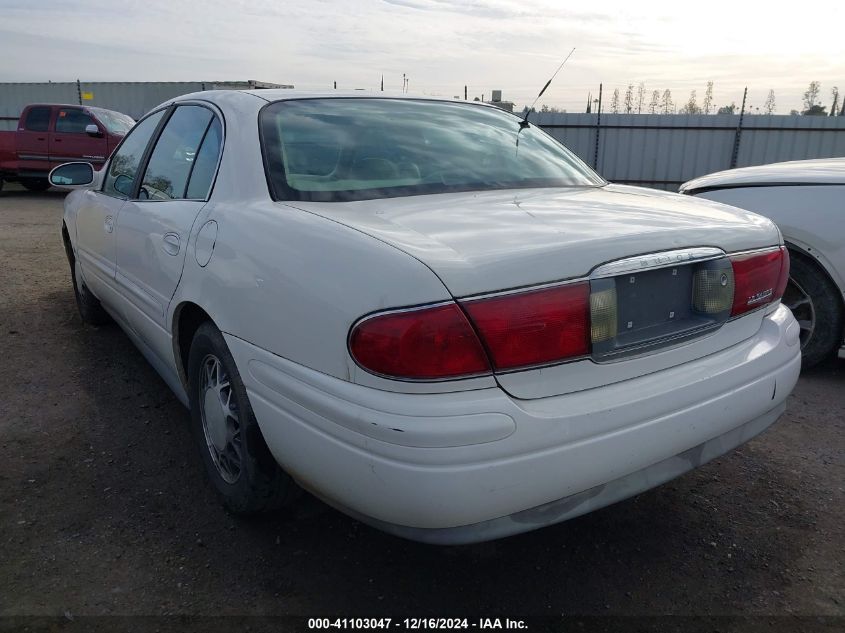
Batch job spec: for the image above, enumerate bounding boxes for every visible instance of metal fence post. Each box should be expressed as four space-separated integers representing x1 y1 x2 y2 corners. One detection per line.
76 79 82 105
730 87 748 169
593 83 602 170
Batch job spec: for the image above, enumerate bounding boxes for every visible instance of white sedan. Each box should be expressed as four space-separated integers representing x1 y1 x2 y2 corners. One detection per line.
52 91 801 544
681 159 845 368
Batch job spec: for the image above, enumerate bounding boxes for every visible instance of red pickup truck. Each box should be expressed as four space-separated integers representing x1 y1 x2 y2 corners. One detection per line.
0 103 134 192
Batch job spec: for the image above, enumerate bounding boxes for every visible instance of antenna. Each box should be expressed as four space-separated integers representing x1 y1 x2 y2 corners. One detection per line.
522 47 576 124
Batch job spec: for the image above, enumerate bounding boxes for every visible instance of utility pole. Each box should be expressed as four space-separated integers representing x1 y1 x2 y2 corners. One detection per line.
380 75 383 91
333 81 337 89
464 85 467 100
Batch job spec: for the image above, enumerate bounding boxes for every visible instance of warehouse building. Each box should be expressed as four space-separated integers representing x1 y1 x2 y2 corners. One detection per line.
0 80 292 129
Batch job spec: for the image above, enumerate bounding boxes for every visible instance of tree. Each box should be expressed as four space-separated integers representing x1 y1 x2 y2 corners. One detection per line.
802 81 821 113
680 90 700 114
830 87 840 117
649 90 660 114
610 88 620 114
624 83 634 114
804 104 828 116
763 90 776 115
636 82 646 114
702 81 714 114
717 102 737 115
660 89 674 114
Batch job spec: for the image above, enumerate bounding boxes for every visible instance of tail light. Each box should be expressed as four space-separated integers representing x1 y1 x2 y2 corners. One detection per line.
349 303 490 379
350 282 590 378
350 246 788 381
461 283 590 371
692 262 735 315
729 246 789 317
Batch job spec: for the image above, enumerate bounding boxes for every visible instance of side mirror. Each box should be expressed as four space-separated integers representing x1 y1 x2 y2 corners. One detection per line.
85 123 102 137
49 162 94 189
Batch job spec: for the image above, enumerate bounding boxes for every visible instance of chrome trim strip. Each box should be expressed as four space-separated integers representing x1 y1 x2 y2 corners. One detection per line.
350 300 456 327
726 245 783 258
460 277 589 302
590 247 726 279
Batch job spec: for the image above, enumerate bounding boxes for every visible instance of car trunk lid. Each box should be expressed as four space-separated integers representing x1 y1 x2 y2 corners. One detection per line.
285 184 779 297
286 184 783 398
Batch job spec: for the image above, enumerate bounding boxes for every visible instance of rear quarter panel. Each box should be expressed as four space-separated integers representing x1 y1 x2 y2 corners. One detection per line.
170 199 489 391
167 91 496 394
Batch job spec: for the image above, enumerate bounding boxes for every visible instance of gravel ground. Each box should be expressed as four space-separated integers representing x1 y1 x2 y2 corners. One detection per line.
0 186 843 628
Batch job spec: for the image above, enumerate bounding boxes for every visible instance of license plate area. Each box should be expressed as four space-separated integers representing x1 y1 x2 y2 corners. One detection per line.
591 258 733 361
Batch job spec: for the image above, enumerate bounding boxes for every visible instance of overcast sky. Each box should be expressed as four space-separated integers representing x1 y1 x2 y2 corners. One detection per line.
1 0 843 114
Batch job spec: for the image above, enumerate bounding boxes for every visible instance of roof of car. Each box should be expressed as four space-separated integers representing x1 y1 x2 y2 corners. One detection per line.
681 157 845 193
172 88 501 111
243 89 487 104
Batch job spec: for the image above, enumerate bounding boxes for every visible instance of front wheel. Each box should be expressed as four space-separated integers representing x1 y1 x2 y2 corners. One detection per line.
63 234 111 326
187 322 298 514
782 252 844 369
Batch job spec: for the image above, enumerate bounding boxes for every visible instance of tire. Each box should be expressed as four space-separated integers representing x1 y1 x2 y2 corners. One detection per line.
62 230 111 326
782 251 844 369
20 177 50 192
187 322 298 514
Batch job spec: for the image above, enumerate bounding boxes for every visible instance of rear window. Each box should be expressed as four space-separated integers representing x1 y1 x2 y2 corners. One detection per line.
23 107 51 132
260 98 604 202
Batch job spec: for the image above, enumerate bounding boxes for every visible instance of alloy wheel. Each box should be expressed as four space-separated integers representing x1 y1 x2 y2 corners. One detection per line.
199 354 243 484
782 277 816 350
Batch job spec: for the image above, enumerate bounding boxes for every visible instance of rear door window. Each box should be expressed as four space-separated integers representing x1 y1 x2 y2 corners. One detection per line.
185 117 222 199
23 107 51 132
139 105 214 201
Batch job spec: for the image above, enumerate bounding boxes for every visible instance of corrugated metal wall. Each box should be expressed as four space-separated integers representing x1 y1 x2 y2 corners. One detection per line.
0 81 292 129
532 112 845 190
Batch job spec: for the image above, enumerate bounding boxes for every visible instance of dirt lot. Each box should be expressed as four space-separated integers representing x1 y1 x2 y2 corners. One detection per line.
0 186 843 627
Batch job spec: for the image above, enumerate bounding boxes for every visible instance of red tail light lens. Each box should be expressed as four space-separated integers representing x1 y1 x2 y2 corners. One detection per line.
349 303 491 379
729 246 789 317
461 282 590 371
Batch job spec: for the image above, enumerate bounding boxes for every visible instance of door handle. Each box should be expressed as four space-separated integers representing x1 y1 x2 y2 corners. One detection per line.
104 215 113 233
162 233 181 256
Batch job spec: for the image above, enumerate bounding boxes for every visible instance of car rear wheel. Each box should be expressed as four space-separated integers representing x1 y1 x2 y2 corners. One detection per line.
782 251 844 369
187 322 298 514
20 177 50 192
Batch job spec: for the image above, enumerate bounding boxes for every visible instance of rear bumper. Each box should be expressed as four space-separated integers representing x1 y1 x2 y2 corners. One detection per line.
334 404 783 544
227 304 801 543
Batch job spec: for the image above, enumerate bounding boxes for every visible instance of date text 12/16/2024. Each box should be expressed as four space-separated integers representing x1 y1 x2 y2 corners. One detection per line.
308 618 528 630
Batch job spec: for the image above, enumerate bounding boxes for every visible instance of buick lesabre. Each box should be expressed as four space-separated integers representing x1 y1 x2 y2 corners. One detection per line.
52 91 801 544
